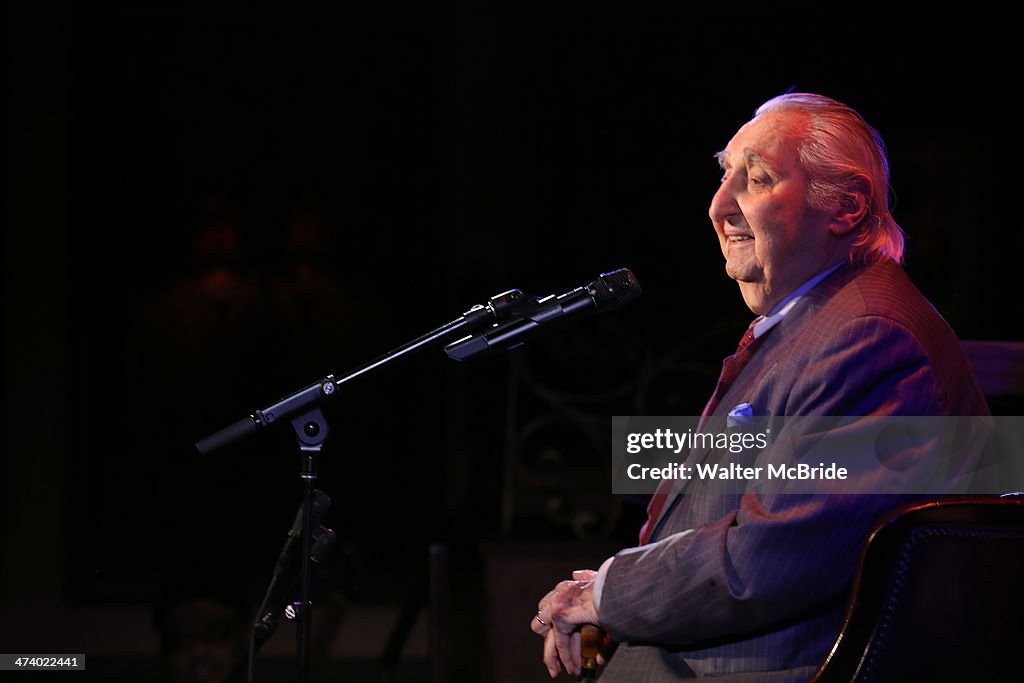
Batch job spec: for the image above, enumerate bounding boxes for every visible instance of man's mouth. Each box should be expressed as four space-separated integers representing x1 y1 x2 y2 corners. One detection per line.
727 235 753 243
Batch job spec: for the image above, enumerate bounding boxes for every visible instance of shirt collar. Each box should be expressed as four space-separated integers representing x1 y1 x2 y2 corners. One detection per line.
751 261 845 339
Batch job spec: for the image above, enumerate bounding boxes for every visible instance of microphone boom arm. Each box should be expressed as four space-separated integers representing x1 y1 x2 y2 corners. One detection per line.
195 288 525 456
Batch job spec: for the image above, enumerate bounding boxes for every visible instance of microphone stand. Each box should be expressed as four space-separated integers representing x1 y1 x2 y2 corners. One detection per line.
194 270 637 682
196 289 525 683
290 407 329 683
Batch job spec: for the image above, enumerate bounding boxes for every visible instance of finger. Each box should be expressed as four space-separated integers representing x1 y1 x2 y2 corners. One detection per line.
535 593 552 617
531 610 550 636
554 624 578 677
534 586 562 634
535 586 560 621
572 569 597 581
571 630 582 673
542 627 561 678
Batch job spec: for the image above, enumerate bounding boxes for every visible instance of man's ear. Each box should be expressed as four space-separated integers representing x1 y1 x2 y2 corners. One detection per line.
830 175 871 237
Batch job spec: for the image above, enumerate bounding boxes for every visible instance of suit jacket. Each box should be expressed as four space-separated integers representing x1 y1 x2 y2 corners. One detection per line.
597 260 990 681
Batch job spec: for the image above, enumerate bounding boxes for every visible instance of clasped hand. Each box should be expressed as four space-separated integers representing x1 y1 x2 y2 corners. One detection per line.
531 569 601 678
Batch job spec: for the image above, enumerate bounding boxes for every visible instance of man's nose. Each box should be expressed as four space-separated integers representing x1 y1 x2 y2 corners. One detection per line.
709 178 739 224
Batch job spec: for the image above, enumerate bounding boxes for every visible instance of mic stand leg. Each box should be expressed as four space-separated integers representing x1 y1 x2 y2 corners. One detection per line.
291 407 330 683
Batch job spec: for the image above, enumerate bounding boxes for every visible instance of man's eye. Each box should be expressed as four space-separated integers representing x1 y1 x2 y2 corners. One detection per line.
749 175 769 187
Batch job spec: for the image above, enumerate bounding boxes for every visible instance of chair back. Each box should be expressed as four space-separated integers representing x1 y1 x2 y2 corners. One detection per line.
811 497 1024 682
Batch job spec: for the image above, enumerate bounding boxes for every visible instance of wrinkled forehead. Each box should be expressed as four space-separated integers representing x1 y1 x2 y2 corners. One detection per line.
718 111 806 169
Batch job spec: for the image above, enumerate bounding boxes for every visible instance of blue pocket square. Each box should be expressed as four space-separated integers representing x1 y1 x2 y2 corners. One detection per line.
727 402 754 428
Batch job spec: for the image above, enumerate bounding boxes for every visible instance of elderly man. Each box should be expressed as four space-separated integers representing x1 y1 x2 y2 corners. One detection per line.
530 93 989 682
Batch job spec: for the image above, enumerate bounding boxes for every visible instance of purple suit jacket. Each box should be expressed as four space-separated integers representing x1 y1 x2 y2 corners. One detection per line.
597 261 989 682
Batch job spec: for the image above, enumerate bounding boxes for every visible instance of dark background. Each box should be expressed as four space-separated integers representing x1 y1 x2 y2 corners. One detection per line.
4 3 1022 681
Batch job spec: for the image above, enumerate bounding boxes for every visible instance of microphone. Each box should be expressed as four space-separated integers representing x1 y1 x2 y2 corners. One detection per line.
443 268 641 361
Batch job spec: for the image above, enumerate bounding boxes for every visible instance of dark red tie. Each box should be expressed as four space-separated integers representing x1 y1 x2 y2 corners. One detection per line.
637 319 765 545
698 318 764 425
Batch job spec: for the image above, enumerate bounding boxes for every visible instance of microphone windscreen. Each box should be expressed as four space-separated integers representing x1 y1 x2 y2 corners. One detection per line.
591 268 641 311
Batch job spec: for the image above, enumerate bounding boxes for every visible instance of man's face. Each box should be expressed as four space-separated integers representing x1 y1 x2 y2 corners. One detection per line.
709 110 839 315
